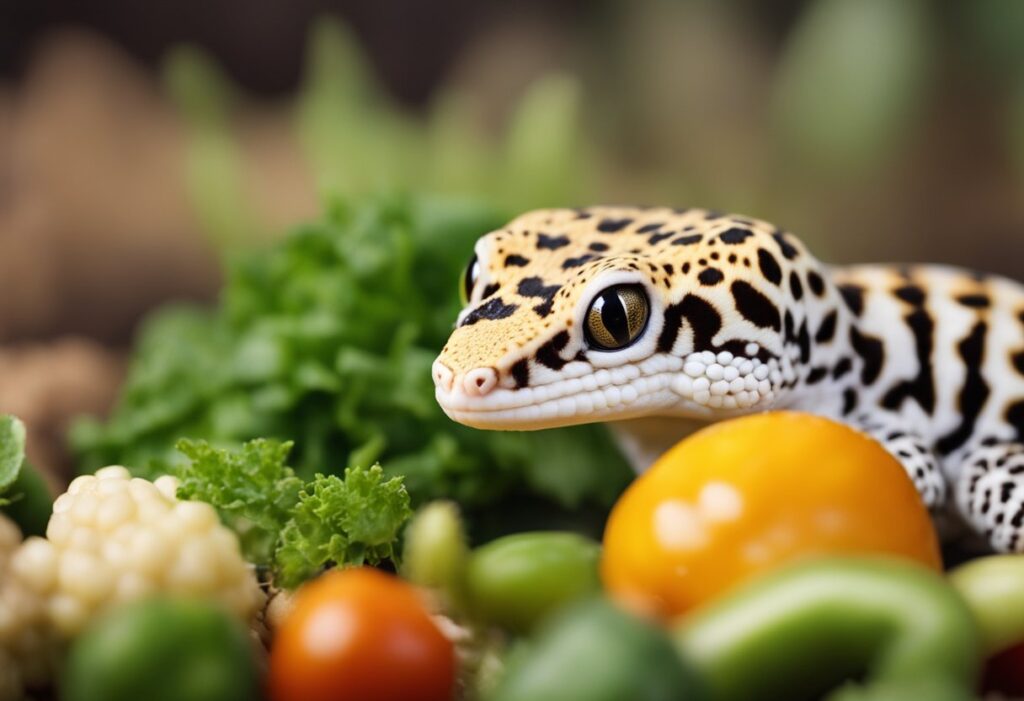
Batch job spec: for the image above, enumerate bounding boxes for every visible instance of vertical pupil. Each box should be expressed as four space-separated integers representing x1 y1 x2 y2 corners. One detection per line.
600 290 630 345
464 256 479 301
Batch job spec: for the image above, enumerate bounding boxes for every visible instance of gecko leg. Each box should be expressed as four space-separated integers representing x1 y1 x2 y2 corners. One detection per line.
955 442 1024 553
850 414 947 509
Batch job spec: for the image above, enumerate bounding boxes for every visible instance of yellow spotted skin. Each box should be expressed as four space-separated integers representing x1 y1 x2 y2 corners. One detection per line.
433 206 1024 554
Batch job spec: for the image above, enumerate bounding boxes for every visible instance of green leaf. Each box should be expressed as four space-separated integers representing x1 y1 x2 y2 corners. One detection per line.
274 465 412 588
0 415 27 496
175 438 303 566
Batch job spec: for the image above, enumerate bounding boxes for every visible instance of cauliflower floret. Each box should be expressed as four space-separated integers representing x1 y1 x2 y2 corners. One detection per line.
14 466 262 637
0 515 55 701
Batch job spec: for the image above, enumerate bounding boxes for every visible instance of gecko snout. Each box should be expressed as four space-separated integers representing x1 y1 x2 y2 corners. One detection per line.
432 361 498 397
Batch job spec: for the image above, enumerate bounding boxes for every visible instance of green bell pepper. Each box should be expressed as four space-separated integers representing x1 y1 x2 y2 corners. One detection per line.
489 598 708 701
949 554 1024 655
466 532 602 633
673 557 981 701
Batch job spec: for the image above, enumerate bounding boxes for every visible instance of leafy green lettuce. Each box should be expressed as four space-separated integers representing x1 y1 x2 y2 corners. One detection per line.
0 415 27 502
176 438 411 588
72 196 632 531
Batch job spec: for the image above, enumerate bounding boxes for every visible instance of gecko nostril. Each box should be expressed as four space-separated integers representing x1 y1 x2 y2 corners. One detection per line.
463 367 498 396
431 360 455 392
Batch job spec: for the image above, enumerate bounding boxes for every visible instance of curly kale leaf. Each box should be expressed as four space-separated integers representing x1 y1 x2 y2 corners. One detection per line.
175 438 303 566
175 439 411 587
275 466 411 588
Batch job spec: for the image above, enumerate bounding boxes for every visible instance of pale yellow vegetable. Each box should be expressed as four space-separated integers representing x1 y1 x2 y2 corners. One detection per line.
0 514 56 701
15 466 261 637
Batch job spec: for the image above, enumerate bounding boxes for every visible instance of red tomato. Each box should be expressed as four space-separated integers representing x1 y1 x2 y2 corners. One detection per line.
983 641 1024 697
269 567 456 701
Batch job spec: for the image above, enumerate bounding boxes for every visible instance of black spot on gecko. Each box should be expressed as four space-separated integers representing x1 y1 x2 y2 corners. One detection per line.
1009 401 1024 445
698 268 724 286
789 271 804 300
772 230 799 260
832 357 853 380
662 264 674 275
849 327 884 385
893 285 924 306
720 228 753 245
510 359 530 388
481 283 500 299
838 284 865 317
659 294 721 353
881 308 936 415
842 388 858 416
588 242 609 252
562 254 598 269
806 367 828 385
536 331 571 370
937 322 991 456
505 254 530 267
597 218 633 233
757 249 782 285
807 271 825 296
462 298 518 326
1013 350 1024 376
649 231 675 245
537 233 570 250
672 234 703 246
636 222 663 233
797 318 811 364
518 277 561 317
732 280 781 331
956 294 991 309
815 310 838 344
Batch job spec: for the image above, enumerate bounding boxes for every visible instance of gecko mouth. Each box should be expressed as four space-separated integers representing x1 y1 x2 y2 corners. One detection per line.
434 350 780 430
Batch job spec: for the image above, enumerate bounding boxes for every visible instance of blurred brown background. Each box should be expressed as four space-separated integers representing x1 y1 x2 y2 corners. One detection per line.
1 0 1023 481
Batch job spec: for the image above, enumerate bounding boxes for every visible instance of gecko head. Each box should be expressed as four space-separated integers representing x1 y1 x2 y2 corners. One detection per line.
433 207 801 430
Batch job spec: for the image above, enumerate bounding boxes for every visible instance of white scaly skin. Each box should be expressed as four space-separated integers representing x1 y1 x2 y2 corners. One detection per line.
433 206 1024 553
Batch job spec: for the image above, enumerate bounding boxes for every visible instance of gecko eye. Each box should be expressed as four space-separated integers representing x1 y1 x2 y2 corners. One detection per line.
585 284 649 351
461 254 480 305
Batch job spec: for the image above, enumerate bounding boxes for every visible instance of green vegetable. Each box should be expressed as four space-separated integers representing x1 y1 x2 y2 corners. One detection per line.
0 414 27 498
402 500 470 602
673 557 980 701
466 532 601 633
71 196 632 529
62 598 258 701
275 465 412 588
489 598 707 701
175 438 302 566
949 554 1024 655
0 414 52 535
2 460 53 537
175 438 411 588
